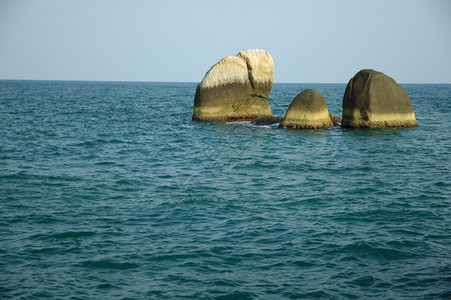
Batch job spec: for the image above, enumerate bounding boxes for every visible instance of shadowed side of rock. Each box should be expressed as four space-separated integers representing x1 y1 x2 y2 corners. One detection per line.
252 116 284 126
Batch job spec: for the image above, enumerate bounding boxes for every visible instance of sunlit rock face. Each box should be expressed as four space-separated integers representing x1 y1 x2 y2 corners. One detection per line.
342 69 418 128
192 49 274 122
280 89 333 129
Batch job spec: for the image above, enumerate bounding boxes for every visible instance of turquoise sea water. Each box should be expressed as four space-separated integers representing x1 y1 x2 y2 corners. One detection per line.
0 80 450 299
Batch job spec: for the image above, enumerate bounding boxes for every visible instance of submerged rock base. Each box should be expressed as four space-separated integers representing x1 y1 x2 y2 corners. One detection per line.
252 116 284 126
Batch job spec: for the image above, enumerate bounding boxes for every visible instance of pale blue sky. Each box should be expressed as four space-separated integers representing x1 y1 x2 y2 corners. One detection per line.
1 0 450 83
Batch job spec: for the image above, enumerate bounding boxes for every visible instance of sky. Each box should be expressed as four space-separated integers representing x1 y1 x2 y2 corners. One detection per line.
1 0 450 83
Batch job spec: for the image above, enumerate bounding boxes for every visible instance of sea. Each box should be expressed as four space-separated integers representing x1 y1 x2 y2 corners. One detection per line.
0 80 450 299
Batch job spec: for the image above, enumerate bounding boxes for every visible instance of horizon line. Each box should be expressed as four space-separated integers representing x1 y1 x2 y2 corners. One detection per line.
1 78 450 85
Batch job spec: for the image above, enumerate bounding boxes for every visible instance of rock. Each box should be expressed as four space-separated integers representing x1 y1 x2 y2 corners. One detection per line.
252 116 284 126
279 89 334 129
329 113 342 125
192 49 274 122
342 69 418 128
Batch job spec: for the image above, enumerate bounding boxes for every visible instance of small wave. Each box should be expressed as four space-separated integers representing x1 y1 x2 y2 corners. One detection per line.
94 161 117 166
336 241 413 260
96 283 118 290
29 246 78 254
249 122 281 129
69 138 125 147
48 231 96 239
79 259 139 270
347 275 378 287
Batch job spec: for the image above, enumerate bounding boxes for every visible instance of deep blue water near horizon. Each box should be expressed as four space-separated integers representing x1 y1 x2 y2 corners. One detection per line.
0 80 450 299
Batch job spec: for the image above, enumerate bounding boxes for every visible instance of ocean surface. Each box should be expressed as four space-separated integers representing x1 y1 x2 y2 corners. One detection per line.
0 80 450 299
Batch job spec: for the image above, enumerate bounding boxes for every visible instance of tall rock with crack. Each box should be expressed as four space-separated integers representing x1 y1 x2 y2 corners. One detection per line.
192 49 274 122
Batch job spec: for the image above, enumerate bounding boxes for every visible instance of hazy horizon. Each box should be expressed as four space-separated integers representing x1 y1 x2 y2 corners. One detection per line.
2 78 451 85
1 0 450 84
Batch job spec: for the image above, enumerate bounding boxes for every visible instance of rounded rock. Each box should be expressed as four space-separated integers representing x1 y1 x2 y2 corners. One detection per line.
280 89 333 129
342 69 418 128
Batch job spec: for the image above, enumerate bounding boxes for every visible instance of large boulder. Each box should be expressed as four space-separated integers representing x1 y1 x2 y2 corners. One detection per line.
279 89 334 129
342 69 418 128
192 49 274 122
